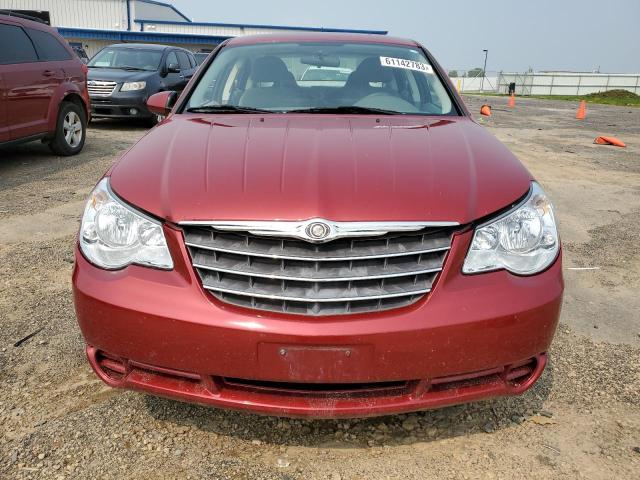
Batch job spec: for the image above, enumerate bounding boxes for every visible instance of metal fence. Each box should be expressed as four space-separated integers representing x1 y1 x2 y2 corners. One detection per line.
497 72 640 96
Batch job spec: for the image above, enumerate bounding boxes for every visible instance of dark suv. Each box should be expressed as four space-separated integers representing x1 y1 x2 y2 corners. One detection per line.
87 43 196 125
0 13 89 155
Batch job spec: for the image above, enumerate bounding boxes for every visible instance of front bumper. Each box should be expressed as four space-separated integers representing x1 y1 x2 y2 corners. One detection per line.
89 91 152 119
73 226 563 418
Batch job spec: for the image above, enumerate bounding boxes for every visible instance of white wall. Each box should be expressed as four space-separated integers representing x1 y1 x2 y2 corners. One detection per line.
137 21 303 37
498 72 640 96
0 0 128 30
64 37 217 58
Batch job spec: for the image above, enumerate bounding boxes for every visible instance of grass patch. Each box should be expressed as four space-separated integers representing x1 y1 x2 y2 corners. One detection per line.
466 89 640 106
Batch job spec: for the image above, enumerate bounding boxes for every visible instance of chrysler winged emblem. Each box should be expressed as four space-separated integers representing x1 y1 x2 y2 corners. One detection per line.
305 221 331 241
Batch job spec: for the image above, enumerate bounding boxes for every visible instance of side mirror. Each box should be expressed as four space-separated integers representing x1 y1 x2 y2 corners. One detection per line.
147 91 177 116
167 62 180 74
480 104 491 117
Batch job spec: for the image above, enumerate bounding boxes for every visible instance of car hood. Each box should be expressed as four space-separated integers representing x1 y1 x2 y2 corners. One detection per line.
109 115 532 224
87 68 156 82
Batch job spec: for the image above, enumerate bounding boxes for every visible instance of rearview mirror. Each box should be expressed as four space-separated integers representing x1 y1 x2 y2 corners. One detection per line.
300 55 340 68
147 91 177 116
167 62 181 73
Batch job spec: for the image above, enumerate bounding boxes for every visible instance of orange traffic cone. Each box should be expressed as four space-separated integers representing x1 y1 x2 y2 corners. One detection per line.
480 105 491 117
508 93 515 108
576 100 586 120
594 136 625 147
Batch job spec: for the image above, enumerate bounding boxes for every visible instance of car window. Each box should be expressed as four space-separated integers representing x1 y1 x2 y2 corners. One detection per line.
194 53 208 65
88 48 162 71
165 51 179 70
0 23 38 64
177 51 191 70
185 42 455 115
188 53 197 68
221 63 241 103
27 28 72 61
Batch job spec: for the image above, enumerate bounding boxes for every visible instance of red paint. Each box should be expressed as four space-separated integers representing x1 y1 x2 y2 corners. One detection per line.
109 115 531 224
73 34 563 417
147 91 175 116
86 344 547 418
0 14 89 145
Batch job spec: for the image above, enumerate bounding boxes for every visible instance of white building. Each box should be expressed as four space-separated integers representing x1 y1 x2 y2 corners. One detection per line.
0 0 387 57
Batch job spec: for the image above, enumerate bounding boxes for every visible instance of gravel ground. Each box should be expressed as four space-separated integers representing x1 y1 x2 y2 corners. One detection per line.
1 99 639 479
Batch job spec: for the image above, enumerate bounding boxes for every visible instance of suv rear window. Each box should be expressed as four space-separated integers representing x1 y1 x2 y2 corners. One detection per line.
27 28 72 61
0 23 38 64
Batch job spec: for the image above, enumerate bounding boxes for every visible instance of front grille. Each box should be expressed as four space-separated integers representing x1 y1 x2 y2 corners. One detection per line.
183 224 456 316
88 80 117 97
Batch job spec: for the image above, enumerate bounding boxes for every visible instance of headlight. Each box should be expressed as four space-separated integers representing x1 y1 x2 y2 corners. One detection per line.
79 178 173 270
121 81 146 91
463 182 559 275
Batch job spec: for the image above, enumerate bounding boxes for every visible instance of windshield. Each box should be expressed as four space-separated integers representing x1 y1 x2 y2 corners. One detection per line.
88 48 162 71
185 42 456 115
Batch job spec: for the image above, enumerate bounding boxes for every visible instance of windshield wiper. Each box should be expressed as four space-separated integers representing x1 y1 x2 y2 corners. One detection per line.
286 106 398 115
119 66 146 71
185 105 274 114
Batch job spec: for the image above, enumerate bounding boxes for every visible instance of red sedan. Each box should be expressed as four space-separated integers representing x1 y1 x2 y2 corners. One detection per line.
73 33 562 418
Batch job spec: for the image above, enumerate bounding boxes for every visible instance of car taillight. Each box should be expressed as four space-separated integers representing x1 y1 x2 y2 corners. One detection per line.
81 63 89 76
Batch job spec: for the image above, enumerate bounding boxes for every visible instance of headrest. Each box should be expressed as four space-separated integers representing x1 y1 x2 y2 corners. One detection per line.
347 57 394 87
251 56 293 84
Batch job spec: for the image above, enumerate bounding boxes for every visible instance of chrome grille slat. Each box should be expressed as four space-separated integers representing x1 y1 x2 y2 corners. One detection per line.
204 285 431 303
183 224 456 316
190 245 446 277
88 80 117 97
193 263 442 282
184 241 450 261
199 271 433 299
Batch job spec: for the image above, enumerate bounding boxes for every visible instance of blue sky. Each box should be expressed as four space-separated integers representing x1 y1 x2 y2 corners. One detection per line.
170 0 639 73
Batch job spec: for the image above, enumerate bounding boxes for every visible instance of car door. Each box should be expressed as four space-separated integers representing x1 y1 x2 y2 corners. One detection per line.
162 50 183 92
24 27 69 124
0 21 44 140
176 51 195 90
0 70 8 142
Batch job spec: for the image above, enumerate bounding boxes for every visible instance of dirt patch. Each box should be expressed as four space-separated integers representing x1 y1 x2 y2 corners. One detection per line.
585 89 640 101
1 105 640 479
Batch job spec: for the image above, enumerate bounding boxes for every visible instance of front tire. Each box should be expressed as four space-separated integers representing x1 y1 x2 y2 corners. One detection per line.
49 102 86 156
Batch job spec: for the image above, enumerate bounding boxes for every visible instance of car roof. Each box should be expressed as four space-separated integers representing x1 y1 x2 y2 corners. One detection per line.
0 12 53 30
106 43 176 51
226 32 419 48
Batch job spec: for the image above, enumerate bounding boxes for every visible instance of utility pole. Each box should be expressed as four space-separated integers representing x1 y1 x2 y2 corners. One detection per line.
481 49 488 92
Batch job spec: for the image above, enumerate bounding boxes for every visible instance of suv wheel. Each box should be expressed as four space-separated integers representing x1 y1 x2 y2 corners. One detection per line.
49 102 86 156
146 114 164 127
